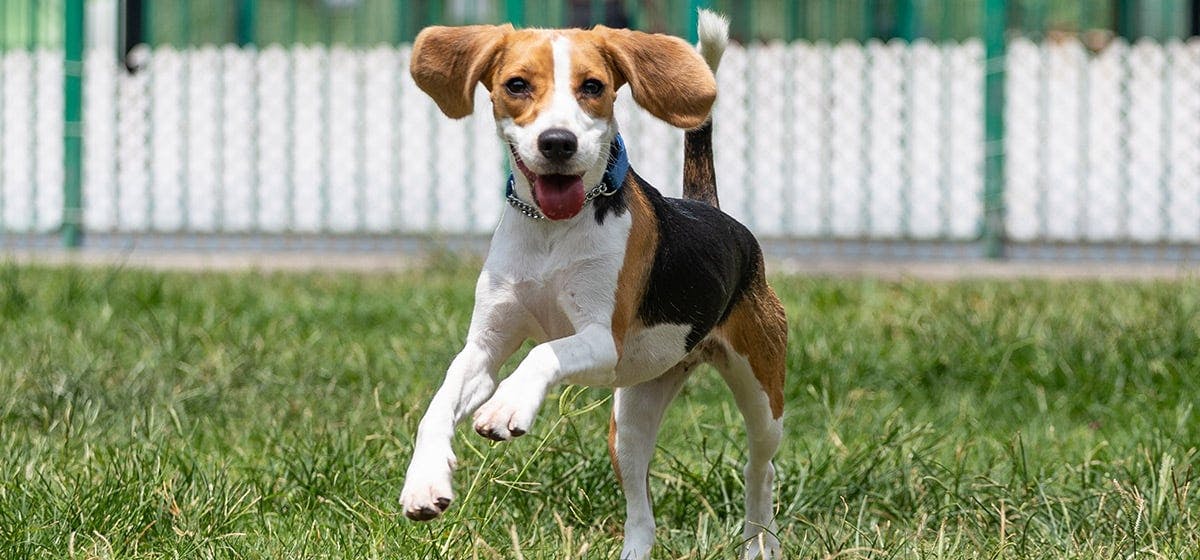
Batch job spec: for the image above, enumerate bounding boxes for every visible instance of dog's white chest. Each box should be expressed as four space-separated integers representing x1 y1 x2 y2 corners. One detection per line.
485 209 631 341
508 275 582 341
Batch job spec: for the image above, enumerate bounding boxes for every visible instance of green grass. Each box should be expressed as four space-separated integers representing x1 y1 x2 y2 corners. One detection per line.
1 261 1197 559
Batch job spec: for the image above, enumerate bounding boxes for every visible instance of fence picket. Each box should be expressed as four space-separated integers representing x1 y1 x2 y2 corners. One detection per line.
1167 40 1200 241
222 45 255 232
35 49 62 232
908 39 941 238
751 42 786 236
186 46 220 231
115 47 150 231
362 46 397 233
1128 39 1167 241
291 46 324 232
829 41 866 237
328 45 361 233
1005 38 1038 242
1085 40 1124 240
470 84 504 230
789 42 824 237
397 50 432 233
865 40 902 238
947 40 983 239
2 51 34 232
84 49 116 231
149 46 184 231
1043 40 1085 241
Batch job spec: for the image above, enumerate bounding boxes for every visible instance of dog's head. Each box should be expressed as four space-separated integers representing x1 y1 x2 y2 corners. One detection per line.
410 25 716 220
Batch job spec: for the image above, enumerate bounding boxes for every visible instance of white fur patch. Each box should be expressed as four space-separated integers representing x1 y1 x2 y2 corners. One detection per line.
697 9 730 73
610 324 693 387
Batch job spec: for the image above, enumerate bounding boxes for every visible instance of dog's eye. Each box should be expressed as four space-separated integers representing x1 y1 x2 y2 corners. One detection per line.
580 79 604 97
505 78 530 96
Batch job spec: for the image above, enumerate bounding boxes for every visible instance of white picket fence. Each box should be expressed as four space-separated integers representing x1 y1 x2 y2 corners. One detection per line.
1 49 64 233
1006 38 1200 242
1 38 1199 244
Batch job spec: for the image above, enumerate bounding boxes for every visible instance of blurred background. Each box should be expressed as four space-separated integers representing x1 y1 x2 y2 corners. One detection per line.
1 0 1198 261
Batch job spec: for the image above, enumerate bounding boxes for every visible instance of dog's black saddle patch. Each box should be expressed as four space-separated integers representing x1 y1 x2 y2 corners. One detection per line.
635 175 762 351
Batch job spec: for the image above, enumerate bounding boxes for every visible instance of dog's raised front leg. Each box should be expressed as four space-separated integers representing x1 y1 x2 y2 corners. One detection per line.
401 287 526 521
473 323 617 441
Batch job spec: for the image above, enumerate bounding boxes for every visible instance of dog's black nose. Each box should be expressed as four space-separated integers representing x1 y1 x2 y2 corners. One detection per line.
537 129 577 161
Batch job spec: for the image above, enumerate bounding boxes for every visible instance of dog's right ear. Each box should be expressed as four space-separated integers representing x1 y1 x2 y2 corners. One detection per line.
411 25 512 119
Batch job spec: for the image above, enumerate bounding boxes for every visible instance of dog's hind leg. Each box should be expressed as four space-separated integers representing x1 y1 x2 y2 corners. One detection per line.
609 363 694 560
716 287 787 559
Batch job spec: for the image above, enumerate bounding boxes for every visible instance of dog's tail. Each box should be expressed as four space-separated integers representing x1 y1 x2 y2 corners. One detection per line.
683 9 729 208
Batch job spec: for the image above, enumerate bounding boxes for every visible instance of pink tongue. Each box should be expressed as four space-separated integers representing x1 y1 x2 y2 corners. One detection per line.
533 175 586 220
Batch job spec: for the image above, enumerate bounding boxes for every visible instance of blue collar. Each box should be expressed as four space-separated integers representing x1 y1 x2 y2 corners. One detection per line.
506 134 630 220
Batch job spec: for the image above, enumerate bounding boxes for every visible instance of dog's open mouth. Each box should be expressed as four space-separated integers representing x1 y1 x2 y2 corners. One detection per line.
512 150 585 220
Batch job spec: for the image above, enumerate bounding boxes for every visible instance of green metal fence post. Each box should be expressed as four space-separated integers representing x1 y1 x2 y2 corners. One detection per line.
144 0 155 45
429 0 444 27
898 0 921 40
983 0 1006 259
27 0 38 49
785 0 799 41
1108 0 1137 39
589 0 604 27
1161 0 1176 39
506 0 525 26
1116 0 1137 40
1192 0 1200 37
179 0 192 46
864 0 879 41
394 0 408 44
237 0 258 47
63 0 84 248
1029 0 1047 39
820 0 835 41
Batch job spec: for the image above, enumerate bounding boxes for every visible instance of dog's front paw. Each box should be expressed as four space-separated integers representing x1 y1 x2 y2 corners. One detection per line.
400 454 456 521
472 385 542 441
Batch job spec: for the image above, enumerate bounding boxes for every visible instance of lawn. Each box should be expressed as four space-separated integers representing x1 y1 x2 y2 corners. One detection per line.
0 260 1197 559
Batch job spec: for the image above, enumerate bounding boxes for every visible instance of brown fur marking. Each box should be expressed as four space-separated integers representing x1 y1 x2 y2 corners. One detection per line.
683 120 718 206
717 274 788 418
410 24 512 118
569 38 618 120
413 26 715 130
490 32 555 126
609 179 659 354
594 26 717 129
608 409 622 485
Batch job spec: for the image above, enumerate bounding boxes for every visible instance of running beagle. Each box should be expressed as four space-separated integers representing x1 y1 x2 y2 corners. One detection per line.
399 11 786 559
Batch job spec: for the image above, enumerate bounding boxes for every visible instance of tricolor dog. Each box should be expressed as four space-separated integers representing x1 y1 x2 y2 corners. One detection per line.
400 11 786 559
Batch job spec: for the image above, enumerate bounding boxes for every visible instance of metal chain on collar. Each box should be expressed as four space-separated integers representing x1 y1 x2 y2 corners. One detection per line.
506 178 619 221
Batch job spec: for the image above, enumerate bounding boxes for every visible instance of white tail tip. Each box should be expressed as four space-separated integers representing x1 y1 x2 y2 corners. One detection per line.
697 9 729 73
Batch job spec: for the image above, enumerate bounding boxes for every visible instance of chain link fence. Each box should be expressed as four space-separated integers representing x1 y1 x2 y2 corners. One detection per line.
2 1 1199 260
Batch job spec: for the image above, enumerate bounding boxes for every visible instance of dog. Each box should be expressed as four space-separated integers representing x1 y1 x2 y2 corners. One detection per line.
399 10 786 559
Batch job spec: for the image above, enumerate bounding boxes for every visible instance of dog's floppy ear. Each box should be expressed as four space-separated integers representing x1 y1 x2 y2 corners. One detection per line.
597 26 717 129
411 24 512 119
